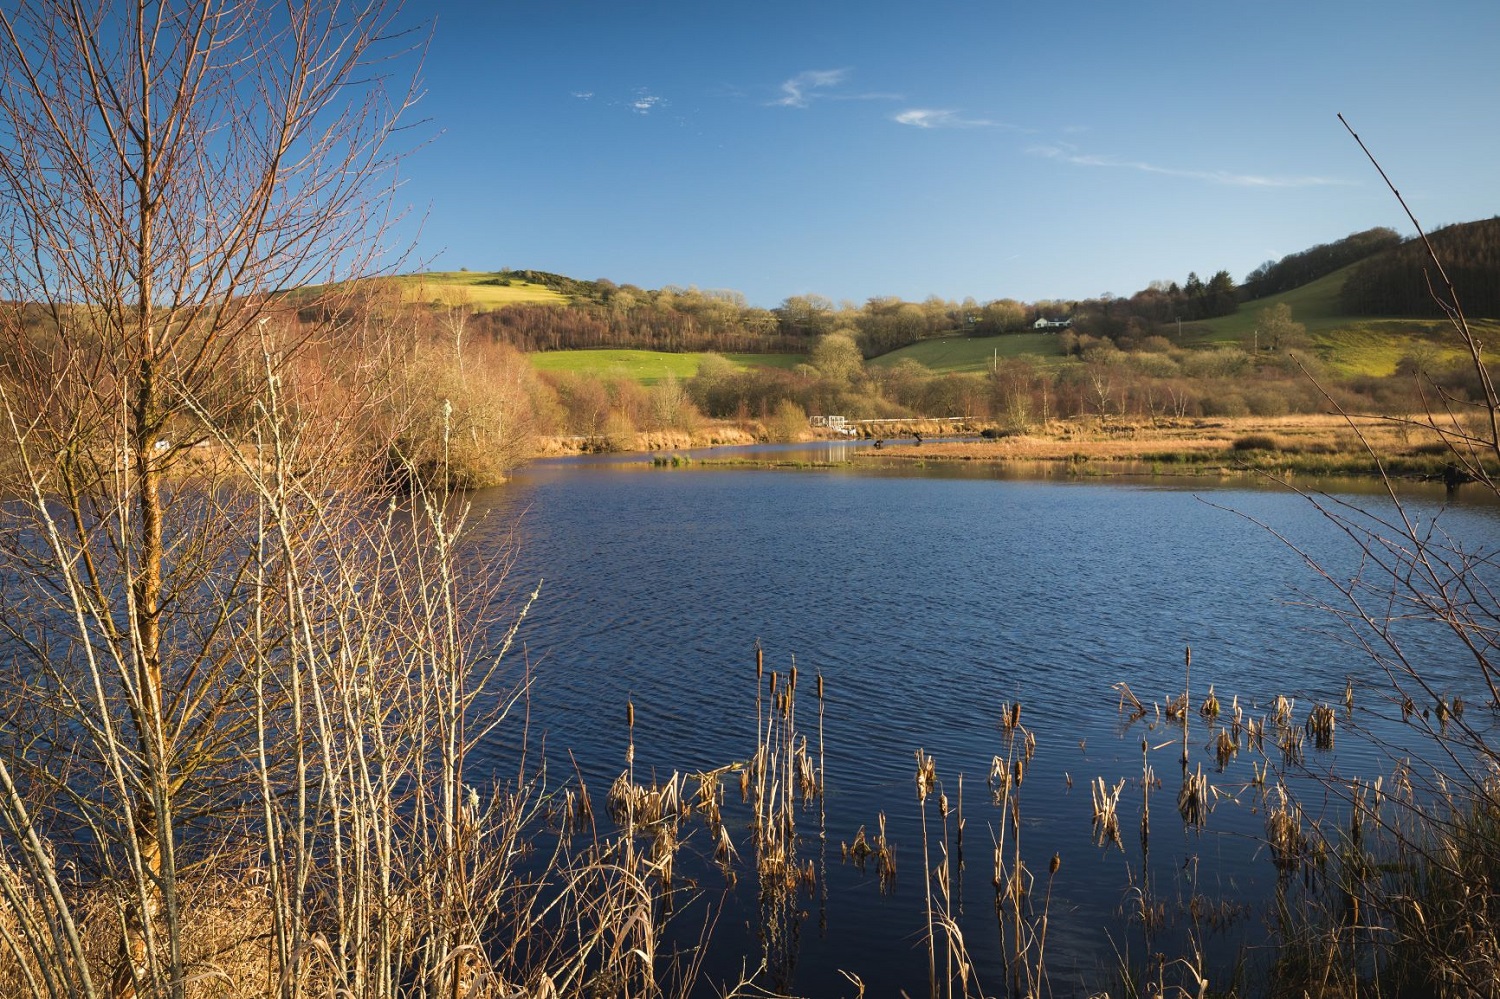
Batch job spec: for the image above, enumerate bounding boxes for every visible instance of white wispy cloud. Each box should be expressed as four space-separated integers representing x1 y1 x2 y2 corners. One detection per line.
630 90 664 115
1027 145 1348 188
892 108 996 129
573 88 668 116
772 68 850 108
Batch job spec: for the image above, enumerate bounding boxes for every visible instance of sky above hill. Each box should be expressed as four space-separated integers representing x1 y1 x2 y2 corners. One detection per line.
400 0 1500 308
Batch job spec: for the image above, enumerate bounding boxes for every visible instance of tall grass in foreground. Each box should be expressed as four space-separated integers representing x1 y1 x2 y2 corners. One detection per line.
0 331 760 999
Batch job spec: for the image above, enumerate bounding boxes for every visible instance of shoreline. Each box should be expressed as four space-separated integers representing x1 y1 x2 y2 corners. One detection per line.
534 414 1470 482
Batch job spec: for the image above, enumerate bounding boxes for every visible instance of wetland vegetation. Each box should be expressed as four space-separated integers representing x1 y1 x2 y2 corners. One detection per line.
2 2 1500 997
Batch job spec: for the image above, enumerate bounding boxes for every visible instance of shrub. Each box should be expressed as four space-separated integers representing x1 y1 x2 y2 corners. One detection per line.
1245 387 1292 417
1203 392 1250 417
647 373 702 432
1232 433 1279 451
384 339 536 489
600 410 638 452
1182 347 1251 380
767 399 808 443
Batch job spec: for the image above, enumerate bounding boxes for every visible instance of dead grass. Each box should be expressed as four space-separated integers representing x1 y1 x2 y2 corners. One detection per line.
0 869 290 999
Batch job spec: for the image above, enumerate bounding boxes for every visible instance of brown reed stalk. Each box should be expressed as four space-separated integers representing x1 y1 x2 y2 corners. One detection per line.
915 749 938 999
956 773 965 857
1181 646 1192 772
817 672 827 824
755 642 764 792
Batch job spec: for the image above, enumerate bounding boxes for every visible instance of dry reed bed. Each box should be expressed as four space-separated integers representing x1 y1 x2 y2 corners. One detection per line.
862 415 1453 467
491 655 1490 998
1092 653 1500 998
4 634 1494 998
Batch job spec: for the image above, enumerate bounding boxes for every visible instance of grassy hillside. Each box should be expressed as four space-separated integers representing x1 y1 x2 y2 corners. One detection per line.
1176 265 1490 376
1178 265 1366 347
399 271 569 309
290 271 569 312
870 332 1068 373
527 349 804 385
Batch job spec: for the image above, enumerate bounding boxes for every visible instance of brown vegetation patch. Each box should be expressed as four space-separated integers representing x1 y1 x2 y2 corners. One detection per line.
533 424 760 456
862 415 1451 469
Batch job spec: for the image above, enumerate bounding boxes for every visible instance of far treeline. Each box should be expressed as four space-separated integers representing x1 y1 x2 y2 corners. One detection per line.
317 219 1500 361
1340 219 1500 316
251 278 1483 490
205 217 1497 488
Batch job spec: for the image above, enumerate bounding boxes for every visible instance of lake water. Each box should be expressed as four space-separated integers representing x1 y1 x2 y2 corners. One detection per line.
461 442 1500 996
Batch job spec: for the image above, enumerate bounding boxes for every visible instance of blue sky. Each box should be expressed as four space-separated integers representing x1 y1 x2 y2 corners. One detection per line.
399 1 1500 308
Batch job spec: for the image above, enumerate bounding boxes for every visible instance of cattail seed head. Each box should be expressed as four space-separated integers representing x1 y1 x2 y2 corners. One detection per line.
627 699 634 729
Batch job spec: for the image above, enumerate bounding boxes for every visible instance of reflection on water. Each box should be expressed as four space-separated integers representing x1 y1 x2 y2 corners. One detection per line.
525 437 1488 493
462 446 1500 995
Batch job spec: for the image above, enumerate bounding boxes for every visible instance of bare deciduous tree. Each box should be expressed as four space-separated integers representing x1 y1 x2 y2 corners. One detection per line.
0 2 423 995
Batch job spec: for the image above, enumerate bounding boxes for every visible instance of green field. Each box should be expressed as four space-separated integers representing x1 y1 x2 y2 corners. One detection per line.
870 332 1068 373
527 350 804 385
1177 265 1385 348
727 352 806 371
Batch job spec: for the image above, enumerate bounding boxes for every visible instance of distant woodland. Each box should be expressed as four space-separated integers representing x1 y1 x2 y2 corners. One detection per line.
1242 227 1403 300
14 221 1496 490
265 274 1490 487
321 220 1499 363
1340 219 1500 317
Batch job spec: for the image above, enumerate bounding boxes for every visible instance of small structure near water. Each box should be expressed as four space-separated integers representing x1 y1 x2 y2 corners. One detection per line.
809 415 856 436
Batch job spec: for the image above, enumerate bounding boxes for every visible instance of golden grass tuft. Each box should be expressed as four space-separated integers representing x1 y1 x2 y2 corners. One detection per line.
1306 703 1337 750
1177 764 1211 831
1091 777 1126 849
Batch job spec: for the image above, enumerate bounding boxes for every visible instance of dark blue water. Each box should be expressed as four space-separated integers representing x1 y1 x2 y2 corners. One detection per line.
460 445 1500 995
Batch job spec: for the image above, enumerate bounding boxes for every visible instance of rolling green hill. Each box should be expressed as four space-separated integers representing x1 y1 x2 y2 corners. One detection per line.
288 270 569 312
1178 264 1493 376
397 271 569 309
366 219 1500 381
